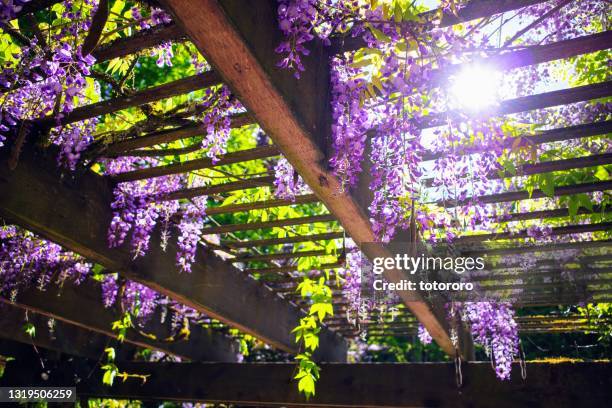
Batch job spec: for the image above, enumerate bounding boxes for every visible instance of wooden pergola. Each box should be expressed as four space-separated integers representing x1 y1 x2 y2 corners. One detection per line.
0 0 611 406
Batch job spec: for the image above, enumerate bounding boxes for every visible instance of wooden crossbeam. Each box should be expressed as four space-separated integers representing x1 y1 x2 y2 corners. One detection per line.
0 280 240 361
423 153 612 187
422 121 612 161
439 180 612 207
205 194 320 216
340 31 612 91
421 81 612 129
223 231 345 249
2 357 610 407
37 71 223 127
14 0 61 18
463 239 612 257
233 249 328 263
470 266 612 283
101 112 254 156
0 304 136 361
492 205 608 223
0 146 346 359
92 24 185 63
159 0 456 357
455 222 612 244
203 214 336 235
333 0 548 51
247 261 344 276
159 175 274 201
113 145 280 182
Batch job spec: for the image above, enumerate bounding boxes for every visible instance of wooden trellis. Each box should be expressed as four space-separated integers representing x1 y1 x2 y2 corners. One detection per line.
0 0 611 405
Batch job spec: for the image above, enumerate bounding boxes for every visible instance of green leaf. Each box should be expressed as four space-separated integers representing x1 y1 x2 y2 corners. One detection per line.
594 166 609 181
538 173 555 198
23 323 35 338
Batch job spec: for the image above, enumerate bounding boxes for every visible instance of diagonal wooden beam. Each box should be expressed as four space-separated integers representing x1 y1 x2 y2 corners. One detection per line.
159 0 456 356
0 303 136 361
0 146 346 359
37 71 223 127
203 214 336 235
112 145 280 182
0 280 239 361
92 24 186 63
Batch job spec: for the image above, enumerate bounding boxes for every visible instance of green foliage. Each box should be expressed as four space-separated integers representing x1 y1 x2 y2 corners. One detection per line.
23 322 36 338
291 277 334 398
111 312 133 342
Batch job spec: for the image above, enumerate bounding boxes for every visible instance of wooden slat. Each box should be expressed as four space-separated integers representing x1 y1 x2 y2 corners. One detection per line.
205 194 320 216
440 180 612 207
456 222 612 244
493 205 608 223
92 24 186 63
38 71 223 127
14 0 61 18
203 214 336 235
159 175 274 201
247 261 344 276
0 304 136 361
0 146 346 359
0 280 239 361
159 0 456 357
3 358 610 407
333 0 548 51
113 145 280 182
223 231 345 249
463 239 612 256
102 113 254 155
424 153 612 187
421 82 612 129
423 121 612 161
233 249 328 263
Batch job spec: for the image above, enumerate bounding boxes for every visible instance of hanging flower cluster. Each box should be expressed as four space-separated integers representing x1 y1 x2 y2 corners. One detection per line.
199 85 243 162
273 157 311 201
0 225 91 298
459 302 519 380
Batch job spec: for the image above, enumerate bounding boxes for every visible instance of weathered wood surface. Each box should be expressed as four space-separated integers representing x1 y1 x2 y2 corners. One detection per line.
0 145 346 359
0 280 240 361
0 304 136 361
159 0 456 356
1 357 610 408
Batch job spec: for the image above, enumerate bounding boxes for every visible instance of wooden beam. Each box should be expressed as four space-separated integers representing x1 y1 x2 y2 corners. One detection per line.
0 280 240 362
159 0 456 357
205 194 320 216
333 0 548 51
492 205 608 223
92 24 186 63
440 180 612 207
113 145 280 182
0 303 136 361
223 231 345 249
463 239 612 256
232 249 328 263
14 0 61 18
159 175 275 201
101 112 254 156
2 357 610 407
423 153 612 187
421 82 612 129
455 222 612 244
422 121 612 161
203 214 336 235
37 72 223 127
0 146 346 359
